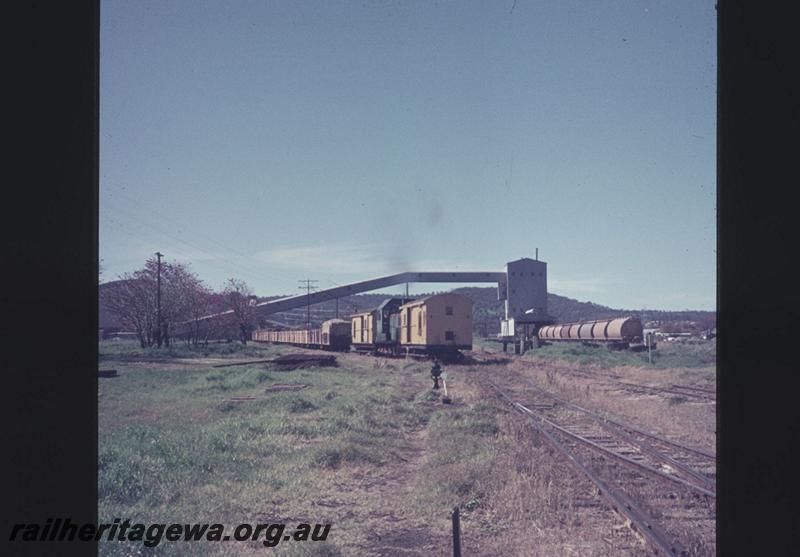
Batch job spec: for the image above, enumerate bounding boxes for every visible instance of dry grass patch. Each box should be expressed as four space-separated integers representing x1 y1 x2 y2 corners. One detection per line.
512 361 716 450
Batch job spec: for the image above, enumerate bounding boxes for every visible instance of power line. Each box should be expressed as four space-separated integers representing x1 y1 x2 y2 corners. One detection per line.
103 200 268 281
108 190 300 284
103 200 282 287
298 279 318 329
111 190 249 257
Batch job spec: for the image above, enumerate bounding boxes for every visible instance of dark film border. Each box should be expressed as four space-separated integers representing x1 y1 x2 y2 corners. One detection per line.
5 2 800 556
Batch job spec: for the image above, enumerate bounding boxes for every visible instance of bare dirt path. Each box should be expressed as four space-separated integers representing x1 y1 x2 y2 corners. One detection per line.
296 362 450 557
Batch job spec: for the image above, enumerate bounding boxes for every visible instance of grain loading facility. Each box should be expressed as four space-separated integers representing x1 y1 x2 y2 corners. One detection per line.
196 255 551 353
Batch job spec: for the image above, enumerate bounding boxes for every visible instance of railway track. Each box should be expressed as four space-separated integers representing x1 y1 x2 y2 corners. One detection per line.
487 379 716 555
511 359 716 403
514 377 716 493
612 382 715 403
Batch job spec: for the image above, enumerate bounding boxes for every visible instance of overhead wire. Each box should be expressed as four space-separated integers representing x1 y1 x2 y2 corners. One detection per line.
102 198 268 281
102 193 423 324
103 201 275 284
102 200 282 287
103 190 299 285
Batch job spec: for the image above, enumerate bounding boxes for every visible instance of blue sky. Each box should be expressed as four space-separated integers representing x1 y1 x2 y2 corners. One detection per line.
100 0 716 310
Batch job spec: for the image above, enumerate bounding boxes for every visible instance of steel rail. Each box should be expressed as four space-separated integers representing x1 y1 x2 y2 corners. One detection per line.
490 384 685 556
668 384 715 395
515 358 715 411
615 382 715 402
580 415 715 494
518 378 716 493
512 402 715 498
518 377 716 460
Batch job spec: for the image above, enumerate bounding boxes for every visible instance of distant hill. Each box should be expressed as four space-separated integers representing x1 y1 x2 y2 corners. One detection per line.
450 287 715 335
100 282 714 335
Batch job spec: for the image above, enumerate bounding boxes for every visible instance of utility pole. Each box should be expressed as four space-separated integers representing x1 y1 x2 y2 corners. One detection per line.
298 279 318 329
155 252 163 347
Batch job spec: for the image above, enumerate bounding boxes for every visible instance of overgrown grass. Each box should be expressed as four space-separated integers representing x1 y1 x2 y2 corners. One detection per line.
523 340 716 370
105 338 678 555
98 348 437 556
413 402 505 513
99 338 285 362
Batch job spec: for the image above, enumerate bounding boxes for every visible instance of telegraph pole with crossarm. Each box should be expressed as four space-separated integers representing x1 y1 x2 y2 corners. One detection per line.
298 279 318 329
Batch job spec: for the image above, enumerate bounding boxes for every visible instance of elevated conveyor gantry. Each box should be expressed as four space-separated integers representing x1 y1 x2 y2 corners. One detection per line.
196 271 507 322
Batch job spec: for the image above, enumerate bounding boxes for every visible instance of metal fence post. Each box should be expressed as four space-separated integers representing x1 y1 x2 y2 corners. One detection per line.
452 506 462 557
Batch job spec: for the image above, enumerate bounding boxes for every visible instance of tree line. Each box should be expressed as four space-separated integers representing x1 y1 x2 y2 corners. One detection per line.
101 257 258 348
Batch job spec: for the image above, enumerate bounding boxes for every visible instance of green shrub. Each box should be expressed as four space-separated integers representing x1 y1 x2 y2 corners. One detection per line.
288 397 317 413
311 442 378 469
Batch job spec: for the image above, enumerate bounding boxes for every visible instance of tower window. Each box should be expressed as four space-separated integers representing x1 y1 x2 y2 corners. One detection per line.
445 306 453 315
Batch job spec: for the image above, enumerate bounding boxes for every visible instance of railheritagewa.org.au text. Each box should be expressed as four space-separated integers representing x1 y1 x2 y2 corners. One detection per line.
9 518 331 548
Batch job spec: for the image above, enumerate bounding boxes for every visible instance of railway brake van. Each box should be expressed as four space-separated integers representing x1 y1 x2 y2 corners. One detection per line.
399 293 473 356
351 310 374 347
